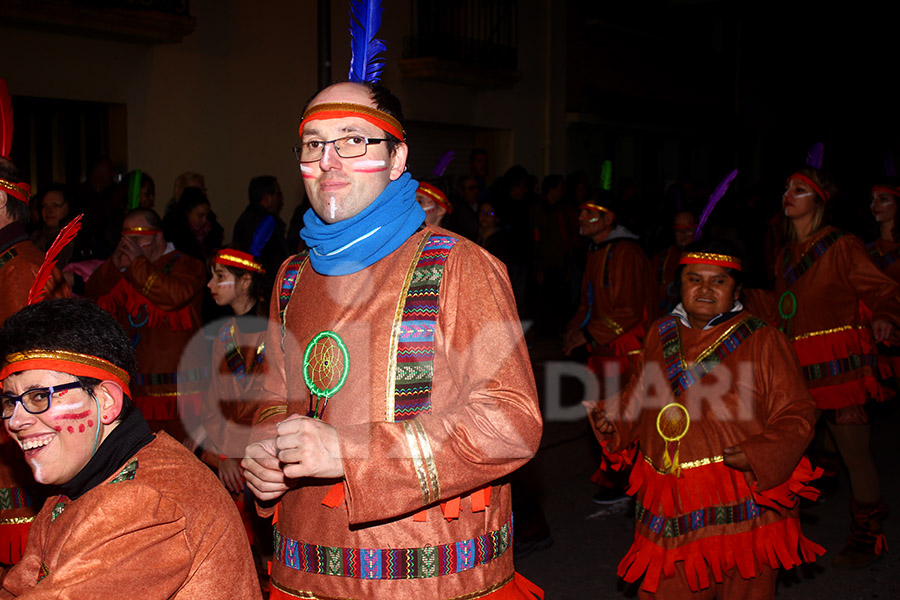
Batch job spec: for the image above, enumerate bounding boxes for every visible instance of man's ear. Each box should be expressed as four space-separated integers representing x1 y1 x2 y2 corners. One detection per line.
94 381 125 425
389 143 409 181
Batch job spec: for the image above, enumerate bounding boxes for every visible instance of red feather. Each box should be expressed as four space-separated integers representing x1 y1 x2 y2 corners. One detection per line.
28 214 83 305
0 79 12 159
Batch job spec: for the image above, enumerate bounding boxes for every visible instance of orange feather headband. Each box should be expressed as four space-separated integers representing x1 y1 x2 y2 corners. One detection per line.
0 349 131 397
299 102 405 142
679 252 742 271
214 249 264 274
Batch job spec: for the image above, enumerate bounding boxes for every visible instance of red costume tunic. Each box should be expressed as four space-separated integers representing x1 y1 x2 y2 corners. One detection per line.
0 230 69 565
86 249 207 436
0 433 260 599
593 311 822 595
773 227 900 409
256 226 543 600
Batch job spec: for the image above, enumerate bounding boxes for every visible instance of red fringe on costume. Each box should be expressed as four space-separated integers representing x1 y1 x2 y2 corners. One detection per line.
620 454 825 593
97 278 194 331
790 325 887 408
0 521 30 565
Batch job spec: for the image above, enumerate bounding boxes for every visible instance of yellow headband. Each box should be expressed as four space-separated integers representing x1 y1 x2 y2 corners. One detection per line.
679 252 742 271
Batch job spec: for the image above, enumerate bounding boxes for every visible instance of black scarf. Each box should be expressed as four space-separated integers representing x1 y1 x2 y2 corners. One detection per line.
60 408 155 500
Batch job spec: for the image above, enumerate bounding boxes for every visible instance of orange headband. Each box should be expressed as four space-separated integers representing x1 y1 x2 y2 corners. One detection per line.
214 249 264 274
121 227 161 236
299 102 405 142
788 173 830 203
580 202 610 214
872 185 900 198
679 252 742 271
0 349 131 397
417 183 452 214
0 178 30 204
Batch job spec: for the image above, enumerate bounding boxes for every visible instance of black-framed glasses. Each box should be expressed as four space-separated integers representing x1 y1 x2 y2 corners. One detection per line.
293 136 389 163
1 381 84 419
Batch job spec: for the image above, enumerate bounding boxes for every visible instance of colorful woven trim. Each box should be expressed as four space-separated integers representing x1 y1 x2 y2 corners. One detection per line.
781 230 844 288
417 183 451 213
220 323 264 384
801 353 878 382
121 227 161 236
788 172 830 202
0 178 30 204
133 367 209 387
278 252 310 350
679 252 742 271
0 349 131 395
300 102 405 142
109 459 138 484
215 249 264 274
273 514 511 579
636 498 764 538
866 241 900 271
393 234 457 422
658 315 765 397
0 486 31 510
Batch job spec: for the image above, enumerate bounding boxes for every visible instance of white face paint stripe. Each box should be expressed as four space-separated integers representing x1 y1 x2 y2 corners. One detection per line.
353 160 386 169
216 281 235 287
329 196 336 220
299 165 314 174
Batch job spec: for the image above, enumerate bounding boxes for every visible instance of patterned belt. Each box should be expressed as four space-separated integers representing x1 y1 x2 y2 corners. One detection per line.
636 498 763 538
134 367 210 387
273 515 512 579
801 353 878 382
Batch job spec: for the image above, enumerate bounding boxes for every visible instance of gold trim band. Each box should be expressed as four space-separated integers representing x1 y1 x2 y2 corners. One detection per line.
645 453 723 473
791 324 865 341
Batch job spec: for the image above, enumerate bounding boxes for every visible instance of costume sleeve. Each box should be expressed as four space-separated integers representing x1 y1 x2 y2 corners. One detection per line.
83 257 123 299
338 241 543 525
124 254 205 312
736 328 816 491
583 243 650 347
4 486 191 599
838 235 900 327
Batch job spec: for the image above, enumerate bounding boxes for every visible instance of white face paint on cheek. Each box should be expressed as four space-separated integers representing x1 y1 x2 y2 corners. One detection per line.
216 281 235 287
299 165 313 174
352 160 387 173
330 196 336 220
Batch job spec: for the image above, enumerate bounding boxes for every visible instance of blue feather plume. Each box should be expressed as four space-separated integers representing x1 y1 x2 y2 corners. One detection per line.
694 169 737 241
348 0 387 83
432 151 455 177
806 142 824 170
249 215 276 258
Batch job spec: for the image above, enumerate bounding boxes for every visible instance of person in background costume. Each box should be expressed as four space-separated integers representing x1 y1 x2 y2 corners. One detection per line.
775 166 900 567
416 176 452 228
0 78 70 567
866 177 900 386
650 210 698 319
85 208 207 442
586 240 823 599
241 17 543 596
0 298 261 598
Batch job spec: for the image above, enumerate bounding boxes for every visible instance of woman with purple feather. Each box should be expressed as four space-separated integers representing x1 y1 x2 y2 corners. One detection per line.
774 150 900 567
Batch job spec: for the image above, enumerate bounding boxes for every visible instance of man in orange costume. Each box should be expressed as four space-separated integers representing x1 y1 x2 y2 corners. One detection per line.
587 242 822 599
241 82 543 600
86 208 206 440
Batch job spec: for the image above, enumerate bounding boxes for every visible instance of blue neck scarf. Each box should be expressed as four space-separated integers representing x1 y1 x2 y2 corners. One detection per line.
300 172 425 276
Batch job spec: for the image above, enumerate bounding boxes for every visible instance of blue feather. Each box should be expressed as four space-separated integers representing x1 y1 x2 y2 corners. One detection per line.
694 169 737 241
806 142 824 170
432 151 455 176
348 0 387 83
250 215 276 258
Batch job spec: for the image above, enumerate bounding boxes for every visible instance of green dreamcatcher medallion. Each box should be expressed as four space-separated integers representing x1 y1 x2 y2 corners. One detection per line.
302 330 349 419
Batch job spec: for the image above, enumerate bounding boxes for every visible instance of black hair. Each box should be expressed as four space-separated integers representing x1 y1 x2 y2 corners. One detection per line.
248 176 279 205
302 81 406 155
542 174 564 197
0 298 138 418
176 187 210 214
675 239 744 295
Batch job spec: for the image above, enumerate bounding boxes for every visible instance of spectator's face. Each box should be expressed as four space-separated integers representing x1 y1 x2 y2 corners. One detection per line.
680 264 738 326
673 211 697 249
41 191 69 228
188 203 210 229
470 153 488 178
299 83 407 224
461 178 479 205
479 203 498 230
3 369 112 485
140 182 155 209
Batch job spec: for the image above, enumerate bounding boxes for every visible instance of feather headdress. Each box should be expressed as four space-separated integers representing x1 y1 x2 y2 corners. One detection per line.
0 79 12 159
694 169 737 241
806 142 824 170
600 160 613 192
28 214 83 305
348 0 387 83
127 169 142 211
432 151 455 177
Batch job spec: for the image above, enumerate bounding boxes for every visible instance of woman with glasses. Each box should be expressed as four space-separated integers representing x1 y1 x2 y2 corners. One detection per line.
0 298 260 598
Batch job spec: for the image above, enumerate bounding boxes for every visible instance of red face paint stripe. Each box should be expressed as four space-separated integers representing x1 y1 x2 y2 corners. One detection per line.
55 410 91 421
